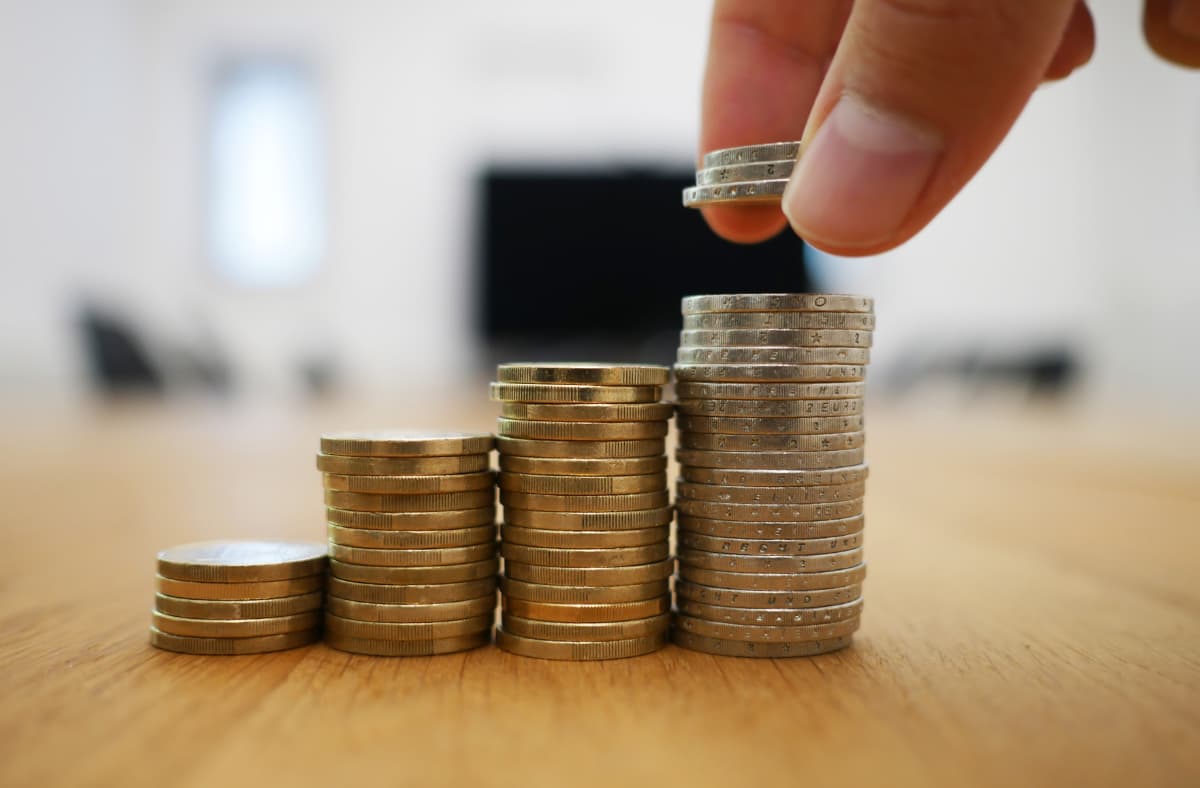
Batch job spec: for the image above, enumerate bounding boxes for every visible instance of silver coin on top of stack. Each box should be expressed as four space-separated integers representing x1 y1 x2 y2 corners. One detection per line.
151 540 326 654
318 431 497 656
682 141 800 209
490 363 673 660
672 293 873 657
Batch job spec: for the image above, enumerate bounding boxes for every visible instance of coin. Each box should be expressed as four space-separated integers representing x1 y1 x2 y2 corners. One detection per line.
489 383 662 404
681 293 874 314
151 610 320 638
327 523 496 549
326 506 495 530
496 418 668 441
500 402 673 422
496 437 666 459
678 431 864 452
325 631 490 656
674 613 861 642
324 489 494 513
679 465 869 487
498 472 666 495
675 448 865 470
325 595 495 623
154 591 323 620
500 490 669 512
677 546 864 573
501 596 670 623
327 542 496 567
675 480 866 504
499 525 668 549
156 540 327 583
678 513 865 540
320 431 494 458
329 557 499 584
677 530 863 556
670 629 852 658
327 576 496 605
504 559 673 587
682 179 790 207
675 398 864 418
324 613 493 640
501 612 669 641
317 453 491 475
678 347 870 365
149 627 319 655
695 159 796 185
504 506 673 531
675 579 863 609
675 381 865 400
682 326 875 346
678 563 867 591
500 576 669 604
676 414 865 435
500 542 669 568
674 364 866 383
321 471 494 494
156 574 323 601
675 497 863 521
499 455 668 476
700 142 801 168
496 363 670 386
495 628 667 660
676 597 863 626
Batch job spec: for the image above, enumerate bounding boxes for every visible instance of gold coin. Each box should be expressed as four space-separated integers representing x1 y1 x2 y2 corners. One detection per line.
677 513 865 540
676 497 863 522
328 576 496 605
500 576 669 604
490 382 662 404
317 453 490 475
500 402 673 422
671 629 853 658
504 558 673 587
681 293 873 314
326 595 495 623
674 364 866 383
328 523 495 549
155 574 323 601
500 542 669 568
677 597 863 626
496 363 669 386
674 613 861 642
498 472 666 495
499 455 667 476
149 627 318 655
496 436 666 459
681 327 875 347
504 506 673 531
678 563 867 591
678 530 863 556
675 480 866 504
675 381 865 400
677 546 864 574
156 540 327 583
679 465 869 487
496 628 666 660
500 524 668 549
681 316 874 335
154 591 323 620
675 398 864 418
321 471 494 494
501 595 670 623
328 542 495 567
501 490 669 512
151 610 320 638
329 557 498 585
678 431 864 452
676 414 865 435
501 612 669 642
319 431 494 458
674 579 863 609
326 506 495 530
325 630 490 656
324 489 494 513
496 418 668 441
324 613 493 640
678 347 870 365
700 142 800 168
676 448 865 470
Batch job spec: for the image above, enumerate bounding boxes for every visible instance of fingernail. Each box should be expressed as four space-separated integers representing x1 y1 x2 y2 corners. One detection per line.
783 93 941 250
1169 0 1200 38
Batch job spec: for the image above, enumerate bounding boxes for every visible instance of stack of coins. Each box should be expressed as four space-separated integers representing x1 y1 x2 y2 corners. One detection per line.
318 431 498 656
671 293 873 657
681 141 799 209
490 363 674 660
151 541 326 654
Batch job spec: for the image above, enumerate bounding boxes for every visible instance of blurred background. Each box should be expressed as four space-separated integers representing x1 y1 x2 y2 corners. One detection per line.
1 0 1197 415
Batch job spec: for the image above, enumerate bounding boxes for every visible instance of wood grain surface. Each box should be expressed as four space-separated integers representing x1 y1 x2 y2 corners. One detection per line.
1 396 1197 788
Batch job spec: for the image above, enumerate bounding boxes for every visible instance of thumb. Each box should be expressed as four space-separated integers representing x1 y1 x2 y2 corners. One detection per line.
782 0 1079 255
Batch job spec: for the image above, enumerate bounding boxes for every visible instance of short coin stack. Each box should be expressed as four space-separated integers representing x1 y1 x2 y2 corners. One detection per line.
682 141 800 209
671 293 873 657
490 363 674 660
318 431 498 656
151 540 326 654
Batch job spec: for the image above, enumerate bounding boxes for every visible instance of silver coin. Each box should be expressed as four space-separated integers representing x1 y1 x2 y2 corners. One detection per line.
678 562 867 591
682 179 790 208
673 613 861 643
681 294 874 314
678 346 870 365
675 497 863 522
677 546 864 574
674 598 866 628
673 363 866 383
674 579 864 609
676 447 865 470
677 431 864 452
676 414 865 435
679 465 869 487
682 316 874 336
700 142 801 168
675 398 864 418
671 629 853 658
675 381 865 400
674 480 866 504
677 513 865 540
695 159 796 185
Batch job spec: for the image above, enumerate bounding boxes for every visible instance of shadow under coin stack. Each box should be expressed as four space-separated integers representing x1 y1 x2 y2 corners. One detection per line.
671 293 874 657
151 541 326 655
490 364 674 660
318 432 498 656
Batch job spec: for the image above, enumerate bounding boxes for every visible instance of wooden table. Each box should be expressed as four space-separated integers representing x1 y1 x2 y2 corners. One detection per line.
2 396 1198 787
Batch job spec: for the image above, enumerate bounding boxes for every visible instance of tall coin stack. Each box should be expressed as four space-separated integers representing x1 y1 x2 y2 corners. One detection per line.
151 540 326 655
490 364 674 660
318 431 498 656
671 293 873 657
